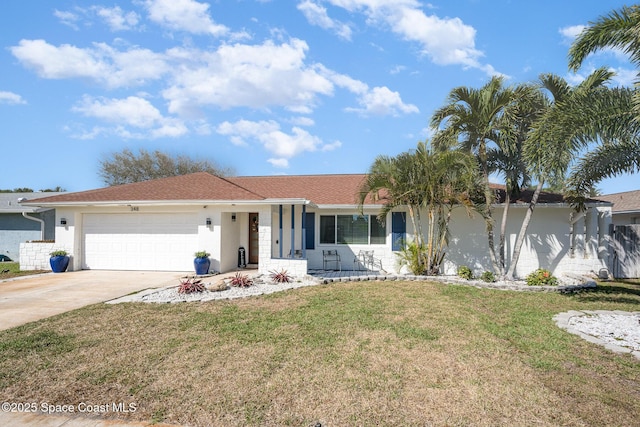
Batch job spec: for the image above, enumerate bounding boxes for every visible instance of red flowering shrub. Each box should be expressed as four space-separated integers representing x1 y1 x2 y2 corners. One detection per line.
525 269 558 286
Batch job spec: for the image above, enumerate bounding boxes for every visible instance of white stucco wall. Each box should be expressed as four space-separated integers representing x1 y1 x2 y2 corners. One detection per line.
44 200 612 279
436 204 610 279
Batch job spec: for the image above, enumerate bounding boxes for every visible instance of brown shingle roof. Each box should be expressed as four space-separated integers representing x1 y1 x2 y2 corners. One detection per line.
23 172 264 204
228 174 373 205
22 172 606 207
597 190 640 213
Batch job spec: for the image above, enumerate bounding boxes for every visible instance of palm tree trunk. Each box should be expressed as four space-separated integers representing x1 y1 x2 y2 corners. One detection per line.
426 207 436 272
498 193 510 277
407 204 424 269
483 183 500 274
434 205 453 274
505 180 543 280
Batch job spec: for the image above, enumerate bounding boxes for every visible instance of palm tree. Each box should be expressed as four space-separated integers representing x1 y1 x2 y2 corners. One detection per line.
413 142 479 274
488 83 545 274
568 5 640 116
567 4 640 190
358 141 478 275
358 150 427 269
506 68 616 279
431 76 517 274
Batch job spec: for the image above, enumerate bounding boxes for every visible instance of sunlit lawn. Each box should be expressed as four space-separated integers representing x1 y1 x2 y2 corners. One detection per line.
0 279 639 426
0 262 47 279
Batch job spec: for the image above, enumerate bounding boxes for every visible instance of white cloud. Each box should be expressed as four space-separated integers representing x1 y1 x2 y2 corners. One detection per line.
390 65 406 74
321 140 342 151
559 24 629 64
54 6 140 31
216 119 337 162
559 25 585 44
94 6 140 31
143 0 229 36
324 0 498 75
162 39 334 116
268 158 290 168
10 39 169 89
566 66 637 88
609 67 637 87
289 116 316 126
0 91 26 105
346 85 419 116
71 95 187 138
298 0 352 40
54 9 81 30
73 95 162 127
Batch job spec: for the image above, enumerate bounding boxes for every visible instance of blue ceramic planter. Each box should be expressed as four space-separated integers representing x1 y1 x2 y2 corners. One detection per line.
194 257 211 275
50 255 70 273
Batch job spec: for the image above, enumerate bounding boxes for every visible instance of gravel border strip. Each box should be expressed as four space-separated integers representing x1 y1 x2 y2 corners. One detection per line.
554 310 640 360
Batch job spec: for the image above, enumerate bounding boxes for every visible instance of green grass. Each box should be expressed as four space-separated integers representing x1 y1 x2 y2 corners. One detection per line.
0 279 639 426
0 262 48 278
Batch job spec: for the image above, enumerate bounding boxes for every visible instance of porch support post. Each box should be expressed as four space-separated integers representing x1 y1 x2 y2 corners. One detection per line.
586 207 598 259
301 204 307 258
291 204 295 257
279 205 283 259
598 208 612 261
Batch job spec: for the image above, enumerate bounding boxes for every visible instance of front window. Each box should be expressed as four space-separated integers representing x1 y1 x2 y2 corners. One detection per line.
320 214 386 245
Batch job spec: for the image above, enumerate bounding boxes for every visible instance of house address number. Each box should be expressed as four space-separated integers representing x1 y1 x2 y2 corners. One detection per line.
130 206 139 211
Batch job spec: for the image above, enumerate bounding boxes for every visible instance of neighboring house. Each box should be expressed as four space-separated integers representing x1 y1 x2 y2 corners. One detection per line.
598 190 640 278
0 192 62 262
20 173 612 279
598 190 640 225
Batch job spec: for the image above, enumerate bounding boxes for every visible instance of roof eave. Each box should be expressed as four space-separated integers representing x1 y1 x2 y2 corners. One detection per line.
20 199 311 208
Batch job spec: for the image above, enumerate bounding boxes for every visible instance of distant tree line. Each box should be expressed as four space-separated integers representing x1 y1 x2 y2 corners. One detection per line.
0 187 66 193
99 148 235 186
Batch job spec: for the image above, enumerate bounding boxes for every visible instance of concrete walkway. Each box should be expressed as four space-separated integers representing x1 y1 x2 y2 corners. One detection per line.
0 270 183 331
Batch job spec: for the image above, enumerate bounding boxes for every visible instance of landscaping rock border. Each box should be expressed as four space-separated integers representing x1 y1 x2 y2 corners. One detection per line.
554 310 640 360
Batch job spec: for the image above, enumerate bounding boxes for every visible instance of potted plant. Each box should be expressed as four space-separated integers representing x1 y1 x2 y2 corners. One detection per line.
193 251 211 275
49 250 70 273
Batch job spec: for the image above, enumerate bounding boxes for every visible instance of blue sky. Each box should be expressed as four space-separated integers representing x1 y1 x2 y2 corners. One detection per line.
1 0 637 194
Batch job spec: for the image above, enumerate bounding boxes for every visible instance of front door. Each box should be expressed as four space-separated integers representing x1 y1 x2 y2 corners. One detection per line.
248 213 259 264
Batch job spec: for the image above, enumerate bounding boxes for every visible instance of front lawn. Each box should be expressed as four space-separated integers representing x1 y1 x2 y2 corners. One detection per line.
0 262 48 279
0 279 639 426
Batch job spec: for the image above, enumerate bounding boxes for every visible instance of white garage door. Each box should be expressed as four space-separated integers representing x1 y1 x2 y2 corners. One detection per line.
83 213 199 271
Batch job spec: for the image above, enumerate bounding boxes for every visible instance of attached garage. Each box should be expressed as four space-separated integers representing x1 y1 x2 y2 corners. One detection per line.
82 213 199 271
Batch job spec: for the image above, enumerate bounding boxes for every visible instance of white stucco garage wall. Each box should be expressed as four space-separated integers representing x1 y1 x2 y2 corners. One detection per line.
53 205 220 272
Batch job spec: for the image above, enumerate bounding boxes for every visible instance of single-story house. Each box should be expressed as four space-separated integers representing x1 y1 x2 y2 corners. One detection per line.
0 192 62 262
19 173 612 279
598 190 640 225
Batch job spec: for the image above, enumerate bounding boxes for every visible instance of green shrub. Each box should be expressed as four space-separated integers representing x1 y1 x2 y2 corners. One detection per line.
49 250 68 257
395 240 427 275
525 269 558 286
457 265 473 280
194 251 210 258
480 271 496 283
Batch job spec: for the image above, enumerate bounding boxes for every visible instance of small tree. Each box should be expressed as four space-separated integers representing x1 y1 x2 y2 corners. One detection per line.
99 148 235 186
358 141 479 275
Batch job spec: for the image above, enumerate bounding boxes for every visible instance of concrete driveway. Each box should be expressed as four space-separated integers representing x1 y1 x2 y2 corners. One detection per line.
0 270 184 331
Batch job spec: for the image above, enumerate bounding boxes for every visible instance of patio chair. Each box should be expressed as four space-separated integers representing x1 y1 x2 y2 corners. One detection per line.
322 250 341 271
356 250 385 272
